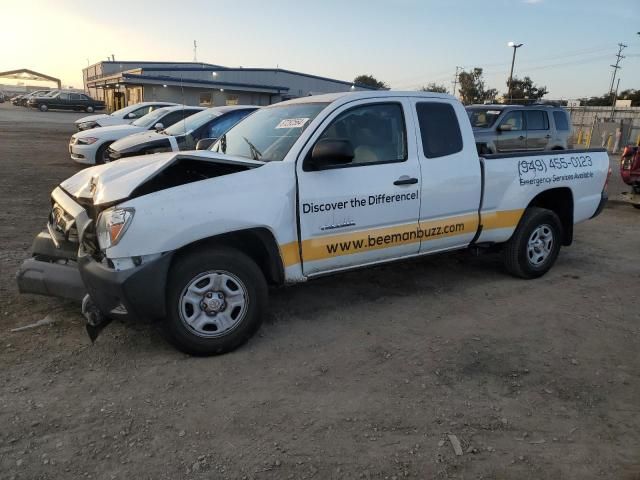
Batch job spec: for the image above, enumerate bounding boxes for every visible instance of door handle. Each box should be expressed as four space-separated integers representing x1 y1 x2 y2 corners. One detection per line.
518 135 525 140
394 176 418 186
545 135 551 139
321 221 356 231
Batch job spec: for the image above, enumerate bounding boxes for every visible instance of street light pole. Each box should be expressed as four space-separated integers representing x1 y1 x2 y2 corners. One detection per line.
507 42 524 103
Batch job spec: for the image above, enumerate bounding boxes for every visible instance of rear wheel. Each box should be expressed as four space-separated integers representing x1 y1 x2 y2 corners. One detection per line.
503 207 562 279
85 105 95 113
163 247 267 356
39 104 48 112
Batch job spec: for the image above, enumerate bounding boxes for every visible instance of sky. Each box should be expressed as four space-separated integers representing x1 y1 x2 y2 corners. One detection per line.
1 0 639 99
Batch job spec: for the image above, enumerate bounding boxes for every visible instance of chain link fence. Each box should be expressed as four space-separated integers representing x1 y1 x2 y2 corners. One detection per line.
567 105 640 152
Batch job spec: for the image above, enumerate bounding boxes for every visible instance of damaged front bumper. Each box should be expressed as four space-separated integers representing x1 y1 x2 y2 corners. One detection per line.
17 185 173 324
77 250 173 322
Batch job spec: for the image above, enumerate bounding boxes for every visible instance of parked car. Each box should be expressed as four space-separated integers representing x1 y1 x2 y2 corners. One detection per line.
17 90 51 106
17 91 610 356
107 106 258 161
74 102 178 131
11 94 25 106
69 105 204 165
28 91 105 112
466 104 572 154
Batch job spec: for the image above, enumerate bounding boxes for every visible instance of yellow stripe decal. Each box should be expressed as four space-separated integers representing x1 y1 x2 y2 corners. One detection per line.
481 209 524 230
280 209 524 268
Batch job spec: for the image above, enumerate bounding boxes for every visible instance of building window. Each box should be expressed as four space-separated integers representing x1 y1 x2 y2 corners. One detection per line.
200 92 212 107
225 95 239 106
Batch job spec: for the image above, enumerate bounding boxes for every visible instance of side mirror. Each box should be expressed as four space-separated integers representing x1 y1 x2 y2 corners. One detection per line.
154 123 164 132
195 137 217 150
126 112 137 119
497 124 512 132
309 139 354 170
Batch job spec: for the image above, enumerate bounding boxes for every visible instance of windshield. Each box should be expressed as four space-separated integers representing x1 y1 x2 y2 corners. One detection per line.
164 109 220 136
467 108 503 128
132 108 169 128
211 103 328 162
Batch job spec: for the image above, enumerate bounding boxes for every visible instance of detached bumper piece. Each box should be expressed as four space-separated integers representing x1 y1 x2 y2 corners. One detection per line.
15 231 85 302
17 258 85 302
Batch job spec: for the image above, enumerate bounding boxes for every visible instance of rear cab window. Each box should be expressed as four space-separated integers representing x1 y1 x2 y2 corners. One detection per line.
415 102 463 158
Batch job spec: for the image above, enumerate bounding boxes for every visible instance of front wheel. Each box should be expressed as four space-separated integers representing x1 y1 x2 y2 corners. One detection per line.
164 247 267 356
95 142 112 165
503 207 562 279
85 105 95 113
39 104 48 112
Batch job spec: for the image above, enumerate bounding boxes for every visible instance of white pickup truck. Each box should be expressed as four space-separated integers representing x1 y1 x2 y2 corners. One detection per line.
17 91 610 355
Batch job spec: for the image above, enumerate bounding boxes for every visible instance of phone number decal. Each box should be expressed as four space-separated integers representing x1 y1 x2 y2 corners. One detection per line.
518 155 595 187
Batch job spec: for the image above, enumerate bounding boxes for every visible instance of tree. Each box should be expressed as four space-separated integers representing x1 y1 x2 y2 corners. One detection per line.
419 83 448 93
618 89 640 106
457 68 498 105
506 76 548 102
353 74 389 90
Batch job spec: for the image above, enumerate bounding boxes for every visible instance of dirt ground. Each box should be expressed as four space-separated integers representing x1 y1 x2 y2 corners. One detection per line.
0 102 639 480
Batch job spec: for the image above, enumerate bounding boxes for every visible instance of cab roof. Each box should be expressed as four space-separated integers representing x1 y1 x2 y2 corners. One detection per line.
277 90 456 107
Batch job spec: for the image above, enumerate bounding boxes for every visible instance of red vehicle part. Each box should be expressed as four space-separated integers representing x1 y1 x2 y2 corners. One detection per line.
620 145 640 209
620 145 640 186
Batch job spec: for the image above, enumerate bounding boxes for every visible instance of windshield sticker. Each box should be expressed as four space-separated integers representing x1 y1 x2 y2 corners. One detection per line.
276 118 310 129
487 110 501 115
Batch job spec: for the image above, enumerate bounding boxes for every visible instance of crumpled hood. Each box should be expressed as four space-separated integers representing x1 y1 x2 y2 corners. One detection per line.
60 151 263 206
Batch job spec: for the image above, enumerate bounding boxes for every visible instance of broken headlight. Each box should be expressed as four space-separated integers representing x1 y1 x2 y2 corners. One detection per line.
96 208 135 251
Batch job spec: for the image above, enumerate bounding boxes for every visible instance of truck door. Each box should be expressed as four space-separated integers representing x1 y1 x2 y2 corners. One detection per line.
524 110 551 150
296 99 421 276
495 110 526 152
410 99 482 253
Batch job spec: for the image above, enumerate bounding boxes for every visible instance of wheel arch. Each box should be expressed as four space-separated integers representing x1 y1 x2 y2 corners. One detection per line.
171 227 286 286
525 187 574 246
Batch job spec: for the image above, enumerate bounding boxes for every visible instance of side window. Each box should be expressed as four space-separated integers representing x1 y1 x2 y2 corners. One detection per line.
129 106 151 118
70 93 82 100
499 111 524 131
208 110 252 139
158 111 186 128
525 110 549 130
315 103 406 166
81 94 91 101
58 93 70 101
553 111 569 131
416 102 463 158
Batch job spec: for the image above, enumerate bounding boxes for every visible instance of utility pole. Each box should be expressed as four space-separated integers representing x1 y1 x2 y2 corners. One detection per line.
452 66 463 98
193 40 198 62
610 77 621 120
608 43 626 100
507 42 524 103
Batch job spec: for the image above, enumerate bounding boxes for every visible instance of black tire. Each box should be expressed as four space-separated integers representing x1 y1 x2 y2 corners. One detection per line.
163 247 267 356
39 104 48 112
85 105 95 113
95 142 112 165
633 204 640 210
503 207 563 279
